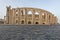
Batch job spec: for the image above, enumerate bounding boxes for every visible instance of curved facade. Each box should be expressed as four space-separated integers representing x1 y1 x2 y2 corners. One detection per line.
4 6 58 25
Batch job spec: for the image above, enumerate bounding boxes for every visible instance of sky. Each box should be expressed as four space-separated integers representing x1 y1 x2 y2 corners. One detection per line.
0 0 60 23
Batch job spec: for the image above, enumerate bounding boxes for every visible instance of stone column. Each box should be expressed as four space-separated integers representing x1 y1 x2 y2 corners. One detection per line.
39 11 42 24
10 10 12 24
17 8 20 24
54 16 57 24
38 11 40 24
19 9 21 24
48 13 50 24
49 13 52 24
47 13 50 24
13 9 15 24
45 13 48 24
22 9 25 24
8 8 12 24
24 8 27 24
32 9 34 24
6 6 11 24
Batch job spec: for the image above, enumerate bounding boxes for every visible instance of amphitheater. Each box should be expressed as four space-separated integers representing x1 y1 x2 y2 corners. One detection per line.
0 6 59 40
4 6 57 25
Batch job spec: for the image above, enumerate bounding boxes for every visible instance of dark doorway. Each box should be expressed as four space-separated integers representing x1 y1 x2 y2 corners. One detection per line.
28 21 31 24
21 20 24 24
43 23 45 24
16 20 18 24
35 22 39 24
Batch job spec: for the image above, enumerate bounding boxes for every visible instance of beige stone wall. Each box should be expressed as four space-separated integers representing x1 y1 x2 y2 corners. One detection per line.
5 6 58 25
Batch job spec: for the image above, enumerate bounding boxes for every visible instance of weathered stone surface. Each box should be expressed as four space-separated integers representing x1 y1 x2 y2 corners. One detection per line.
4 6 57 25
0 24 60 40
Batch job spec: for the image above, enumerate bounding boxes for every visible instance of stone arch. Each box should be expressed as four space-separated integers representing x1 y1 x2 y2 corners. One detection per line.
16 12 18 14
16 11 18 16
21 20 24 24
35 22 39 24
27 11 32 14
49 15 50 20
42 12 45 19
42 23 45 24
20 9 25 15
35 12 39 15
28 21 31 24
16 20 18 24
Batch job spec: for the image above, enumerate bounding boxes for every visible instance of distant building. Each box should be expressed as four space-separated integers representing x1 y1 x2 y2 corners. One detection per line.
0 19 4 24
4 6 58 25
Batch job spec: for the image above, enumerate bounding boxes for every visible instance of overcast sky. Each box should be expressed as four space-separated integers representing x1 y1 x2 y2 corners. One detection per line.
0 0 60 23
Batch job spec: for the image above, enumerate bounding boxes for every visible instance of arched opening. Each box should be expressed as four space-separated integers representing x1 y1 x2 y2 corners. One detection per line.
27 11 32 15
35 12 39 15
28 21 31 24
16 12 18 16
42 13 45 19
42 13 44 16
21 10 23 16
43 23 45 24
35 22 39 24
21 20 24 24
16 20 18 24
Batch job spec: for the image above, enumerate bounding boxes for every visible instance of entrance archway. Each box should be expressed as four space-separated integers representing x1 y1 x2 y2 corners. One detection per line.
21 20 24 24
43 23 45 24
28 21 31 24
35 22 39 24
